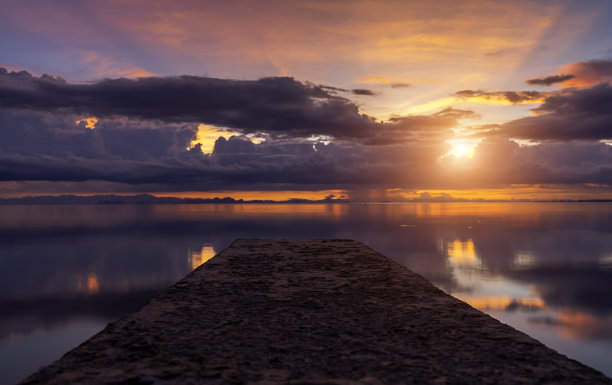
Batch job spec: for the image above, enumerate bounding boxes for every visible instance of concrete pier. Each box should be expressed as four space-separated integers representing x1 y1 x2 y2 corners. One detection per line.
21 239 612 384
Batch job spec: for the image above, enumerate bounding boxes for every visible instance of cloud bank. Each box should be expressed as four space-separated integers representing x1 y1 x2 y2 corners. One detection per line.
1 67 612 196
0 69 465 145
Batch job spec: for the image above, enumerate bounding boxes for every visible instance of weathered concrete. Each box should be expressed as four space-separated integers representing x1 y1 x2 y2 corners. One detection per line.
21 239 612 384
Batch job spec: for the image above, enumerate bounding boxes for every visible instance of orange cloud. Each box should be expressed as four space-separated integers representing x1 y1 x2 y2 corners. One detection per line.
526 60 612 89
76 50 153 79
561 60 612 88
453 90 550 105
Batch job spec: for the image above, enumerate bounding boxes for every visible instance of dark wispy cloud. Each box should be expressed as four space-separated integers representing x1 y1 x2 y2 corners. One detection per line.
526 74 575 86
351 88 377 96
390 83 411 89
453 89 547 104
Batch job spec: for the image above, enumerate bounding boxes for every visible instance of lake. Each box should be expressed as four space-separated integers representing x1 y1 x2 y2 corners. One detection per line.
1 202 611 383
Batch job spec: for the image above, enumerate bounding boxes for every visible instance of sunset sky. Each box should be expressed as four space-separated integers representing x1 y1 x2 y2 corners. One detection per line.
1 0 612 200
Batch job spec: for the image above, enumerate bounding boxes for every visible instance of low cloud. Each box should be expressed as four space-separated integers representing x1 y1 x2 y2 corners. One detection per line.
465 138 612 186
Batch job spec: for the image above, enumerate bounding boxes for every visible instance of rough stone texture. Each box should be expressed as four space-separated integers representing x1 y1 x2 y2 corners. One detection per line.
21 239 612 385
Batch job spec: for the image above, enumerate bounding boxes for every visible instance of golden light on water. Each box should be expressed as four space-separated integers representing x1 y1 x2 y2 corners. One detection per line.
87 272 100 294
446 239 479 266
190 245 217 269
462 297 545 311
77 271 100 295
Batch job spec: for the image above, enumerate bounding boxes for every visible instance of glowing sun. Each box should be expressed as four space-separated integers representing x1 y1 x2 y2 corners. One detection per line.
446 141 477 159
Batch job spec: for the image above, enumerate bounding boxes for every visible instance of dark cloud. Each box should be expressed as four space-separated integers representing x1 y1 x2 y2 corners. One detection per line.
0 115 451 190
0 68 470 145
351 88 377 96
0 68 481 191
371 108 474 145
2 135 612 191
2 68 612 192
453 89 546 104
526 74 575 86
495 83 612 141
465 138 612 186
0 109 197 160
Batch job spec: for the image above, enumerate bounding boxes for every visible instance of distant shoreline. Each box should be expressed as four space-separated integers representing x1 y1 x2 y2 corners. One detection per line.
1 194 612 205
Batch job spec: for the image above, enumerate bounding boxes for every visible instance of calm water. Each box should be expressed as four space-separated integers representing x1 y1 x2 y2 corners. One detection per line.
1 203 611 383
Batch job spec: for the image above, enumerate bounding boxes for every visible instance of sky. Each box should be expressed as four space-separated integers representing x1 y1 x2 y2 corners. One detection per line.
1 0 612 200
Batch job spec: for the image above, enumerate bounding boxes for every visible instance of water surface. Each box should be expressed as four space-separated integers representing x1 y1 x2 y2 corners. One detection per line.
1 203 611 383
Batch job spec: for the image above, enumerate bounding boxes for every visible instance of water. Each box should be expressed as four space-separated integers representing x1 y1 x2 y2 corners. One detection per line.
1 202 611 383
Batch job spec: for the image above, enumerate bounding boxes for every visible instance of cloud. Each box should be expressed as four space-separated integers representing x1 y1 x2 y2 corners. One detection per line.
74 50 154 79
466 138 612 186
0 101 455 190
453 89 548 104
563 59 612 87
351 88 377 96
0 68 470 145
390 83 411 89
527 60 612 88
494 83 612 141
356 76 412 89
2 131 612 192
2 68 612 193
526 74 575 86
0 138 436 189
0 109 197 161
0 0 567 90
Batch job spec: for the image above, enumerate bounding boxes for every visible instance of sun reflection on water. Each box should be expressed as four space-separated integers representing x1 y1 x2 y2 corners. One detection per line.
464 297 544 311
76 272 100 295
445 239 481 267
189 245 217 270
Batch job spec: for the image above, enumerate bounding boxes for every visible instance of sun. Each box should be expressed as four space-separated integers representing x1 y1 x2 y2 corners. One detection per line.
445 140 477 159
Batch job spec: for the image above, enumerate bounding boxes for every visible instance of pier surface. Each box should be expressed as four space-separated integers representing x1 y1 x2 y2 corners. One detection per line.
22 239 611 384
